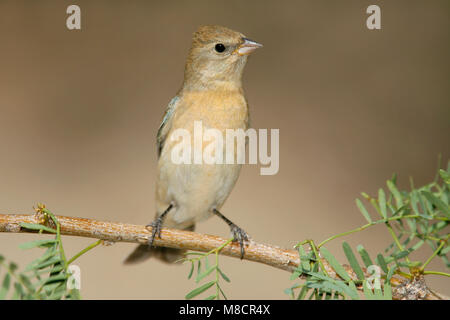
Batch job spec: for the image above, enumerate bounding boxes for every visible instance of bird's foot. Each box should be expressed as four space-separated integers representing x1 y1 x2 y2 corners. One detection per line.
230 224 249 259
145 217 163 247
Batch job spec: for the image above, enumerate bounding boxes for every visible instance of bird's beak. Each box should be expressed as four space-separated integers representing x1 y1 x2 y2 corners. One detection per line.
236 38 263 56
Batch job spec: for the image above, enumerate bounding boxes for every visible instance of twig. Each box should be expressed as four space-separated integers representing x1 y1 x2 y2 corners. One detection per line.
0 213 447 300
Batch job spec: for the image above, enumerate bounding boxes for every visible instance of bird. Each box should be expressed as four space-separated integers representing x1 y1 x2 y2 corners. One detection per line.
124 25 262 264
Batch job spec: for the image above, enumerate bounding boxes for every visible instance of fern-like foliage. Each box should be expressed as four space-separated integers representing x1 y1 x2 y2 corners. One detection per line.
0 204 102 300
0 205 80 299
181 238 232 300
286 163 449 300
179 163 449 300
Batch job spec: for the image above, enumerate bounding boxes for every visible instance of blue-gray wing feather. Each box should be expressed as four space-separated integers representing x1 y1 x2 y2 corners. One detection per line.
156 96 180 158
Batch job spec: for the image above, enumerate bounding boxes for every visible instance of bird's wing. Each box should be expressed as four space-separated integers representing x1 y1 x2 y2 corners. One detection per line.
156 95 180 158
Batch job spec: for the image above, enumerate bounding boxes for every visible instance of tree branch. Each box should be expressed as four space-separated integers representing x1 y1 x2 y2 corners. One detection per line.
0 212 447 300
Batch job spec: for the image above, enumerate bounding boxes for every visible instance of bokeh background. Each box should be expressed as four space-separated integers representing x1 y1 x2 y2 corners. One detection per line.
0 0 449 299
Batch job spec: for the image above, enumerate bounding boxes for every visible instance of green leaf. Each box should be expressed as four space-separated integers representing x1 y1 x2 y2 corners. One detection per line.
197 260 202 277
47 264 65 275
440 246 450 255
19 223 56 234
8 262 18 273
410 190 421 216
373 285 383 299
383 283 392 300
307 271 331 282
0 273 11 299
376 254 389 273
66 289 81 300
391 172 398 185
298 245 311 272
204 256 210 270
347 281 360 300
439 169 450 185
393 250 409 260
26 249 57 271
422 191 450 217
342 242 365 280
290 270 301 280
357 245 374 268
405 217 417 234
187 262 194 280
441 190 448 206
19 274 35 292
217 267 230 283
387 180 404 209
185 281 216 300
39 273 68 286
363 280 375 300
418 192 433 218
361 192 370 200
196 264 217 283
34 256 62 270
312 262 319 272
42 281 61 294
386 266 397 281
46 283 66 300
370 198 381 215
18 239 58 250
378 189 387 219
320 281 345 294
314 289 321 300
306 282 327 291
320 247 351 282
356 199 372 223
334 280 359 300
205 294 217 300
218 284 228 300
296 285 309 300
284 284 297 298
307 289 316 300
12 283 25 300
410 240 425 252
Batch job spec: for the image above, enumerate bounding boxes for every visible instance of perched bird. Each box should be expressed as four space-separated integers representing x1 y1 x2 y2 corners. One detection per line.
124 25 262 264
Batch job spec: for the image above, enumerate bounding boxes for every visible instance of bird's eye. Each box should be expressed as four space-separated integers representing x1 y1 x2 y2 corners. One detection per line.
215 43 226 53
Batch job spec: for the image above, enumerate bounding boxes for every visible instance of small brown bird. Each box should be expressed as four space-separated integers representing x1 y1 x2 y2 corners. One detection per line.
124 25 262 264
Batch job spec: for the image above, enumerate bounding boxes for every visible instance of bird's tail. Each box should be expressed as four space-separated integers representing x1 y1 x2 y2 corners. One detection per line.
123 224 195 264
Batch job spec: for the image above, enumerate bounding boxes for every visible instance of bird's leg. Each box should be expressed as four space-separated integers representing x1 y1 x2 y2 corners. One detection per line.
145 203 173 247
212 208 249 259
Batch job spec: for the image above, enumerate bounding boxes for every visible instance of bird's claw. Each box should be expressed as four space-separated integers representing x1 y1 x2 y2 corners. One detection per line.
230 224 249 259
145 218 163 247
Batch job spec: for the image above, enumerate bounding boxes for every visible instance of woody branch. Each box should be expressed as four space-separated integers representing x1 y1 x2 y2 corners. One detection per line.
0 212 447 300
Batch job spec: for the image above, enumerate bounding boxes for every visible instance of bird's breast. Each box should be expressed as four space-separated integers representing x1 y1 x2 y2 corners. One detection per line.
172 90 248 131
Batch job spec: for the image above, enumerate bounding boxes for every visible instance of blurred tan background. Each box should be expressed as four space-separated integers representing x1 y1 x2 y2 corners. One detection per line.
0 0 449 299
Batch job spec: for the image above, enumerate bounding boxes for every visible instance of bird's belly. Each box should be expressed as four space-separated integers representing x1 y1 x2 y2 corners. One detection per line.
158 160 241 225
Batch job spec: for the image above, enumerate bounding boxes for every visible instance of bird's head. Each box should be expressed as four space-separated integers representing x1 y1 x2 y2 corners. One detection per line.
183 25 262 91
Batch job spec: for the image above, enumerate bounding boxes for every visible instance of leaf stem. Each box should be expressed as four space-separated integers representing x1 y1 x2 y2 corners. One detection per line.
423 270 450 278
420 237 448 272
215 249 220 299
306 240 329 277
318 223 375 248
385 221 411 264
67 240 103 265
317 214 447 249
43 208 67 268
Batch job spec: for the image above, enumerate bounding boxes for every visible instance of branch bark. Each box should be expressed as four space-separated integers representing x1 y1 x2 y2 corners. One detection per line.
0 212 447 300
